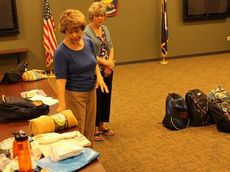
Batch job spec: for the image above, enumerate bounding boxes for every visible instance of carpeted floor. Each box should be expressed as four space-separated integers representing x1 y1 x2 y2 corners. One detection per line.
92 53 230 172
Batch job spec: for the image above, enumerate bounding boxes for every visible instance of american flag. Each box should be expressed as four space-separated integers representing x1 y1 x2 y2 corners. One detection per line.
43 0 57 67
161 0 169 57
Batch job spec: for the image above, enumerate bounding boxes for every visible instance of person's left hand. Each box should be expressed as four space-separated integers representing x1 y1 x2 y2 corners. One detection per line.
105 59 115 69
96 76 109 93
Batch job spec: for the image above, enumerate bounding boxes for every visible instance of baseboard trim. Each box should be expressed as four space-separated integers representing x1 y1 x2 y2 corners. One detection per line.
116 50 230 66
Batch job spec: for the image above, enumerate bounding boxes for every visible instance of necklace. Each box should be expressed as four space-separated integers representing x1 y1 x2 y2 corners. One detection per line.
91 23 102 37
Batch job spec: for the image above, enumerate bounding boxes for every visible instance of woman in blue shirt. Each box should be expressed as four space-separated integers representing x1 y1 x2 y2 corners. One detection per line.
54 9 108 145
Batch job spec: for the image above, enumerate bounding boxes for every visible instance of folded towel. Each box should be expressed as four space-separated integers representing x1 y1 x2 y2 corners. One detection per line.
50 139 83 161
31 131 91 158
37 148 100 172
34 131 78 144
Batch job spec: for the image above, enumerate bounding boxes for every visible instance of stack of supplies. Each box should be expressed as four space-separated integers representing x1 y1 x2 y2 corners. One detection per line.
31 131 91 159
31 131 98 172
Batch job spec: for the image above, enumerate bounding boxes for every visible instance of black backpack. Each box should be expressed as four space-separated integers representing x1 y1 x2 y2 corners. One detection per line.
162 93 190 130
0 95 50 122
208 100 230 132
207 86 230 132
0 61 28 84
185 89 214 126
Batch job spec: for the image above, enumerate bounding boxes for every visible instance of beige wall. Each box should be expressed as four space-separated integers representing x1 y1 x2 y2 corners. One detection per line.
0 0 230 72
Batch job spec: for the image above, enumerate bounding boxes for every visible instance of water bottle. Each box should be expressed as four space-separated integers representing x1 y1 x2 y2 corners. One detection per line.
13 130 32 172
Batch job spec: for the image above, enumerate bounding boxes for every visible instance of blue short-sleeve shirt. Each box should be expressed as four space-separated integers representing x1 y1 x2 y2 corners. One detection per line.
54 36 97 92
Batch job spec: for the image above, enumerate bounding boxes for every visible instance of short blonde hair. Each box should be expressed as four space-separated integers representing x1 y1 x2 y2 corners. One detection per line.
88 2 107 21
59 9 86 33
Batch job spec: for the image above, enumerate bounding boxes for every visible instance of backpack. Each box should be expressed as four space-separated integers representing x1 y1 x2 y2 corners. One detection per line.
207 86 230 132
0 61 28 84
208 100 230 132
208 86 230 102
0 95 50 122
185 89 214 126
162 93 190 130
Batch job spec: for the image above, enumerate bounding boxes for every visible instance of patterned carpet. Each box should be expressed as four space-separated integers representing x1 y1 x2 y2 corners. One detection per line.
93 53 230 172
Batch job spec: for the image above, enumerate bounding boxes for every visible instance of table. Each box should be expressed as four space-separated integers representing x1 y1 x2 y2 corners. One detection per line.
0 79 56 140
0 78 106 172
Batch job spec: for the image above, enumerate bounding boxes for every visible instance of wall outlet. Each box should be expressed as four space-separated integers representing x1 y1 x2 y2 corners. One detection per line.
227 36 230 41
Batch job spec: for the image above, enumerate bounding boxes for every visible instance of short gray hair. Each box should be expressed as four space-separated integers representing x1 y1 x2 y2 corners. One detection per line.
88 2 106 21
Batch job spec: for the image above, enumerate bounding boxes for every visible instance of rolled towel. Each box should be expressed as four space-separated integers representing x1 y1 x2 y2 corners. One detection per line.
29 109 78 135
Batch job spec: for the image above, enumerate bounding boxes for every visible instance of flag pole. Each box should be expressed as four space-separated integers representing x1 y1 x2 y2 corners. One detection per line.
43 0 57 77
160 56 168 64
160 0 169 65
48 69 55 78
47 63 55 78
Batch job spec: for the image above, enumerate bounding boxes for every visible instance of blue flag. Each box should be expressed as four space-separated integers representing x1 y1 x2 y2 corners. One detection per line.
161 0 169 57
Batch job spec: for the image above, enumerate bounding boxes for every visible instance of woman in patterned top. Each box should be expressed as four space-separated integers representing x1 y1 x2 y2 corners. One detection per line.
84 1 115 142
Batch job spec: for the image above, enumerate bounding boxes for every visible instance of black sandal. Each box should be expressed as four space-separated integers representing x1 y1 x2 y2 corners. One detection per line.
94 133 104 142
99 129 114 136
